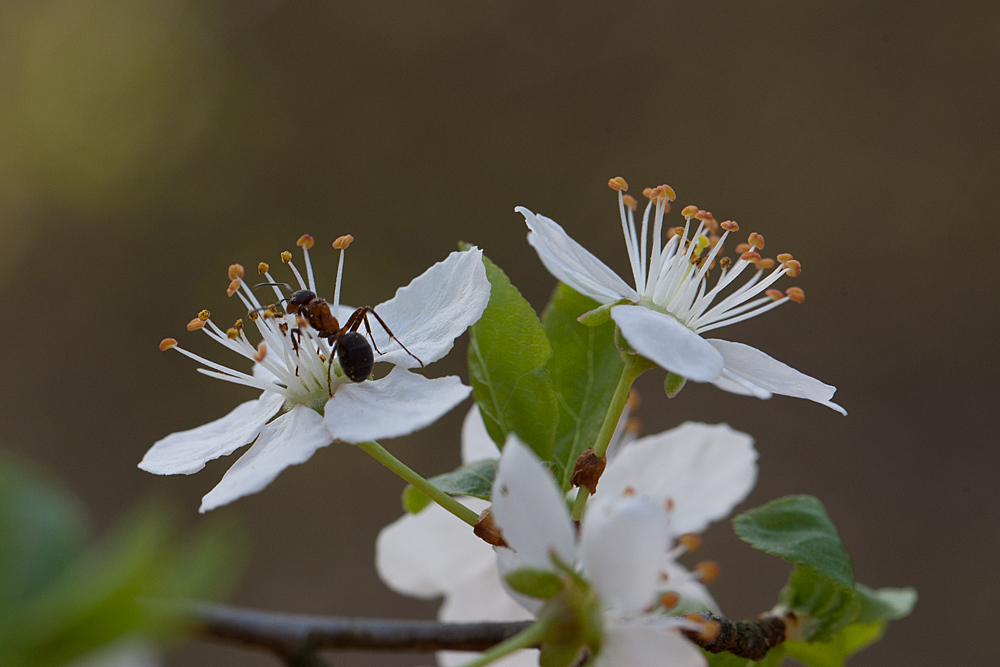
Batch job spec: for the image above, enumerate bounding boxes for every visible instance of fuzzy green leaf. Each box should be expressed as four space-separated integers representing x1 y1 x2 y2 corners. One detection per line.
733 495 854 589
854 584 916 623
779 566 861 642
541 284 625 491
784 621 886 667
467 253 557 460
402 458 498 513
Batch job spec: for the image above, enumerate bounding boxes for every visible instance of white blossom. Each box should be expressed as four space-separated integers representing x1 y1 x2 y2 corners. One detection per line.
140 238 490 512
377 407 757 666
518 179 846 414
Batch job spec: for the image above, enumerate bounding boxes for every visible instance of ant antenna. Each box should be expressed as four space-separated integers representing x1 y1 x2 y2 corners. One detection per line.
253 281 293 292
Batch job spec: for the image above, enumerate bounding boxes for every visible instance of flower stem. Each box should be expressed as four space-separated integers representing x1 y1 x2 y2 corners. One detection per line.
455 620 549 667
571 355 652 521
356 440 480 526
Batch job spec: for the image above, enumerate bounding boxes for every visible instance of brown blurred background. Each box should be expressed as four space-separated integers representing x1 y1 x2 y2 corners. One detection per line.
1 1 996 665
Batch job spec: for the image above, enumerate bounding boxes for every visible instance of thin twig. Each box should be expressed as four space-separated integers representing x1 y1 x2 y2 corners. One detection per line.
177 601 788 661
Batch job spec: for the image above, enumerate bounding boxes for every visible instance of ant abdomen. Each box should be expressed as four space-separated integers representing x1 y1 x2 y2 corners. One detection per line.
337 332 374 383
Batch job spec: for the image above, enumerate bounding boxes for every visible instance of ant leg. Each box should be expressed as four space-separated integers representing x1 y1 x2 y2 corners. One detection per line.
357 306 424 368
327 338 340 396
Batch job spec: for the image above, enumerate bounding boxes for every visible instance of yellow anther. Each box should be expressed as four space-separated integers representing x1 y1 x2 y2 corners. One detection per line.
226 327 239 340
258 262 269 275
765 289 784 301
757 258 776 270
281 251 292 263
248 310 259 321
159 338 178 351
625 417 642 434
642 187 655 199
776 253 794 263
720 220 739 232
735 242 752 253
681 205 698 218
678 534 703 552
660 184 676 201
297 234 315 249
784 259 802 277
608 176 629 192
186 318 206 331
701 212 718 233
740 251 761 263
786 287 805 303
668 226 685 239
622 194 638 211
719 257 732 269
748 232 765 250
253 342 268 362
198 309 211 321
234 318 244 331
228 263 245 280
659 592 680 610
226 278 242 297
333 234 354 250
695 561 721 583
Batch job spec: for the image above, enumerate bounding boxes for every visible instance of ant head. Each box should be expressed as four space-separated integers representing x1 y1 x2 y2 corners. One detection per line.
286 290 316 314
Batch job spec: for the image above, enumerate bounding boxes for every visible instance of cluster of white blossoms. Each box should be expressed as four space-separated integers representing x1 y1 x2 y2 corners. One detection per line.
378 406 758 667
518 178 845 413
140 235 491 512
144 178 849 667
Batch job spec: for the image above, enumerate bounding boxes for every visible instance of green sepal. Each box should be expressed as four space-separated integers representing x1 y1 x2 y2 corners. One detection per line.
664 372 687 398
779 566 861 641
505 568 565 600
854 584 917 623
576 298 628 327
539 643 583 667
401 458 498 514
467 253 558 460
541 284 625 491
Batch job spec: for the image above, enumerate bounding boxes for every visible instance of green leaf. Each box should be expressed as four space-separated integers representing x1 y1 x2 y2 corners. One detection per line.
733 495 854 589
541 284 625 491
703 647 787 667
779 566 861 642
854 584 916 623
402 458 499 513
505 568 564 600
0 455 90 616
467 253 558 460
784 621 886 667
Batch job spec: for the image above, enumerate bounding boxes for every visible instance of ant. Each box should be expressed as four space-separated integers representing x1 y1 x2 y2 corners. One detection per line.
253 283 423 391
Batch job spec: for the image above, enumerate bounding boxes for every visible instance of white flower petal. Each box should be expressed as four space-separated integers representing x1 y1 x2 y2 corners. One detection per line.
199 404 332 512
367 248 490 368
707 340 847 415
596 422 757 535
580 496 670 612
660 559 720 614
710 370 772 399
139 391 285 475
518 207 638 303
461 405 500 463
376 499 492 599
495 546 545 616
323 368 471 443
438 551 535 624
611 305 724 382
596 625 705 667
491 437 576 570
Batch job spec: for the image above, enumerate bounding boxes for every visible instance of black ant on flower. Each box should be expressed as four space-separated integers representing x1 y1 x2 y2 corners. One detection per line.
252 235 423 392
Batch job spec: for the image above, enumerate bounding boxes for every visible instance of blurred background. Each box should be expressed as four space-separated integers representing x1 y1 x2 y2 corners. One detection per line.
1 1 996 665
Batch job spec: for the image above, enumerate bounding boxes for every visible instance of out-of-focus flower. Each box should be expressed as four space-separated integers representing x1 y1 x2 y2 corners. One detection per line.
518 179 846 414
376 407 757 666
491 438 706 667
140 237 490 512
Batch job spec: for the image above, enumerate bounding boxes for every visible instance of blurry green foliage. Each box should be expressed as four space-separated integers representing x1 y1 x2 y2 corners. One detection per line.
0 453 242 667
